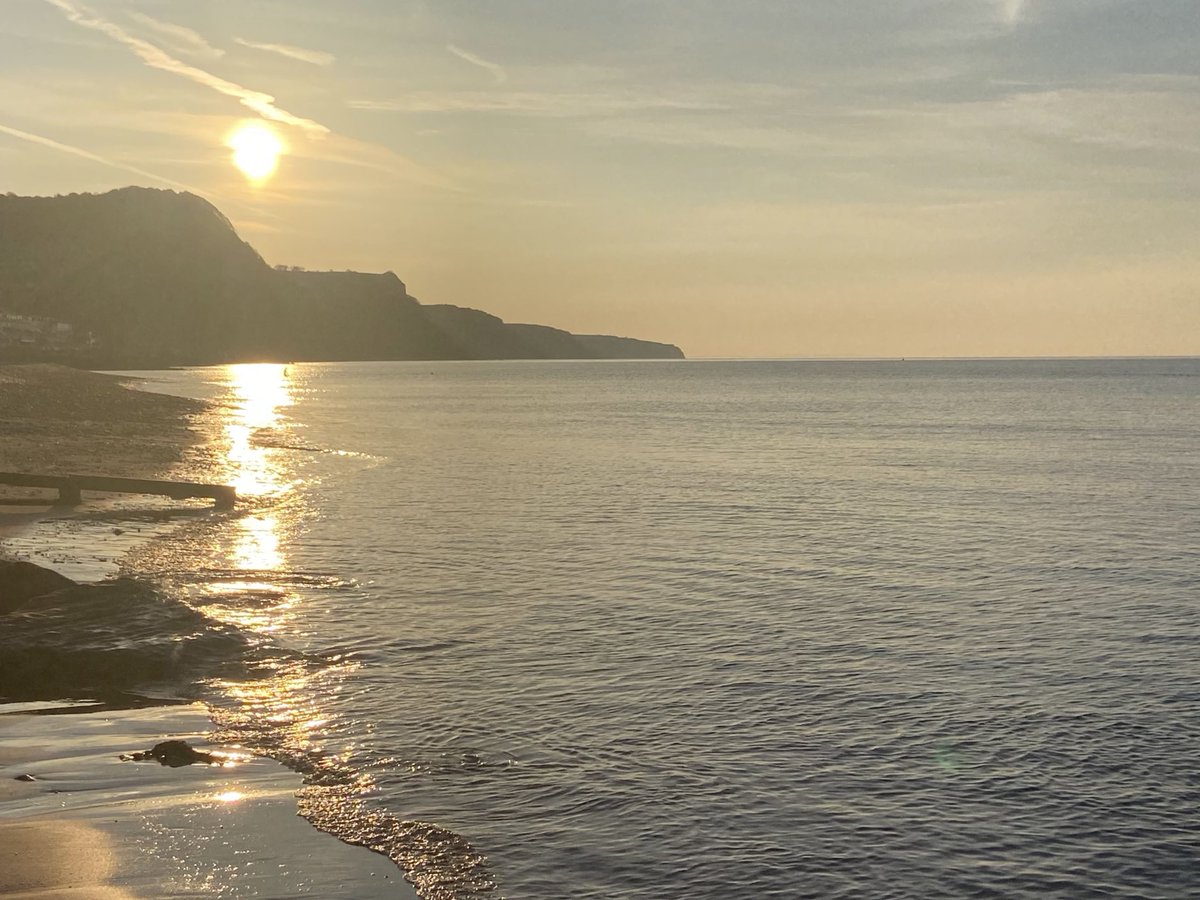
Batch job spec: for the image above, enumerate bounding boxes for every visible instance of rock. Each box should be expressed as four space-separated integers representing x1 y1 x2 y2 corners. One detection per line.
13 773 37 782
120 739 220 768
0 560 77 613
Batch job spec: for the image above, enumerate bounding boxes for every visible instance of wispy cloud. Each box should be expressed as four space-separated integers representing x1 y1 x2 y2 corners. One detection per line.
294 133 464 191
350 89 732 117
42 0 329 135
127 11 224 60
998 0 1029 26
585 118 810 153
960 83 1200 156
234 38 335 67
447 44 506 84
0 121 197 190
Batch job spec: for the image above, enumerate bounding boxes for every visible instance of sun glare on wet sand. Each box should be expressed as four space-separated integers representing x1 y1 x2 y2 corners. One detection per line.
227 121 284 183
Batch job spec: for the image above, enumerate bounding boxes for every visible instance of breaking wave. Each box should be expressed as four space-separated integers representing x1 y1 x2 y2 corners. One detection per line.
0 577 259 704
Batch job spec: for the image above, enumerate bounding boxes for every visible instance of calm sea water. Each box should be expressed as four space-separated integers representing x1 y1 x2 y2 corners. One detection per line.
126 359 1199 898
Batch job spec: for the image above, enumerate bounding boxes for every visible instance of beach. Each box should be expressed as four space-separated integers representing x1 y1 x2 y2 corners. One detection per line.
0 364 214 480
0 364 417 900
0 705 416 899
0 365 216 579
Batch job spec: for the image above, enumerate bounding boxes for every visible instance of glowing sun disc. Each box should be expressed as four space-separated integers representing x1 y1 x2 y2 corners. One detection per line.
227 122 283 182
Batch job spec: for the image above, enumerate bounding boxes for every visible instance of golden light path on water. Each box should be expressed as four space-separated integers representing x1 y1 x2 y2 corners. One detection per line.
110 364 463 892
202 364 365 813
224 362 294 500
204 363 299 632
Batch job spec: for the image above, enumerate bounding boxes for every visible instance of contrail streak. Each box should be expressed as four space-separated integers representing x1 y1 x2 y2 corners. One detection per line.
0 122 198 191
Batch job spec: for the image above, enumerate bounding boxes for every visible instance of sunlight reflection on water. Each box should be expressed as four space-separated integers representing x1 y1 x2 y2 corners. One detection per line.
224 363 294 500
198 364 300 633
122 362 497 897
234 514 283 572
193 367 382 862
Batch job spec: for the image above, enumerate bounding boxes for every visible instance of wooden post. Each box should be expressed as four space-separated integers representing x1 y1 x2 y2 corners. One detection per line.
0 471 235 509
55 481 82 506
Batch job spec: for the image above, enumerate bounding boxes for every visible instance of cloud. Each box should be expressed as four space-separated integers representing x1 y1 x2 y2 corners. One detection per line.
0 121 197 190
964 83 1200 157
42 0 329 135
998 0 1029 26
127 11 224 60
234 38 335 67
447 44 506 84
349 89 731 117
585 117 810 153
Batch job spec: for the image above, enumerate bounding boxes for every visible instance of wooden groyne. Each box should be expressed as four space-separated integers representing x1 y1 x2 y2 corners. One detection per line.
0 471 236 509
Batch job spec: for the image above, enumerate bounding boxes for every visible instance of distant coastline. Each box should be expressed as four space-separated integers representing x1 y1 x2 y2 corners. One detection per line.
0 187 685 369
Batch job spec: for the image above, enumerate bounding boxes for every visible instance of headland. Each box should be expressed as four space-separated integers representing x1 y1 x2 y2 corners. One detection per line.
0 187 685 368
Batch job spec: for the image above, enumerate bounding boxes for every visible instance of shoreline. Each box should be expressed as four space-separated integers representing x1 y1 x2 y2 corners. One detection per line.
0 364 419 899
0 704 416 899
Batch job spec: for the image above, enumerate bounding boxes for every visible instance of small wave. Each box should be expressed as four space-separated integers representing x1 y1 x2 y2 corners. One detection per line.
248 427 378 458
300 783 498 900
0 578 256 703
395 750 519 777
330 636 472 661
205 698 501 900
249 433 324 453
184 567 357 590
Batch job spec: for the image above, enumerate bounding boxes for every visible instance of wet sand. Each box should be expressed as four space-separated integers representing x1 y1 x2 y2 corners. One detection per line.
0 706 416 899
0 818 134 900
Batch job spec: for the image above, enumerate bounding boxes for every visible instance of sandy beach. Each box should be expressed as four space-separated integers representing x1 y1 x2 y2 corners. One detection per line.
0 364 418 900
0 705 417 899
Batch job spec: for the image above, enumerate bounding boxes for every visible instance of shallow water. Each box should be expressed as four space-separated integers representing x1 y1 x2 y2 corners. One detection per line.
68 359 1200 896
0 704 415 899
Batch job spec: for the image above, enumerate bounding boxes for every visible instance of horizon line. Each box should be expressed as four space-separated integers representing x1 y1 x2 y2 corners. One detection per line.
684 354 1200 362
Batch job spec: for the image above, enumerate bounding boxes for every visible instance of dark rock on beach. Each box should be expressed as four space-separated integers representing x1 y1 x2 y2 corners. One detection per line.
121 739 221 767
0 559 76 613
0 565 253 704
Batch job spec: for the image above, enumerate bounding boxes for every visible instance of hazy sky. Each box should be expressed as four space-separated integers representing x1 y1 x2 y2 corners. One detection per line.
2 0 1198 357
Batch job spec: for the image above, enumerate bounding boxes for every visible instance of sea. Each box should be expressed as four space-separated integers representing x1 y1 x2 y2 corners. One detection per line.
6 358 1200 898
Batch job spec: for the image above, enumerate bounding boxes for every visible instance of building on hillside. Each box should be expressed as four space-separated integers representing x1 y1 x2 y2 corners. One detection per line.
0 312 80 348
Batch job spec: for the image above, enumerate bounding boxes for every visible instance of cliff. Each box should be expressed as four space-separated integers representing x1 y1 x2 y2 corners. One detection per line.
575 333 684 359
0 188 281 365
277 270 461 361
0 187 684 365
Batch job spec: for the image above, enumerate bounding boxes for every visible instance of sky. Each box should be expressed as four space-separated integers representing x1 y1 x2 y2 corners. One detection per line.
2 0 1198 358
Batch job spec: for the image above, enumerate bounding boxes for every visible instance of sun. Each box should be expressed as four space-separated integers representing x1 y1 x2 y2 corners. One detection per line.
227 121 284 183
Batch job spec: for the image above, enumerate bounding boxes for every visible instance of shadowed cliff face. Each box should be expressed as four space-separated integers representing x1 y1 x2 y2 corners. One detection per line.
0 189 280 365
0 187 685 365
277 270 462 361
